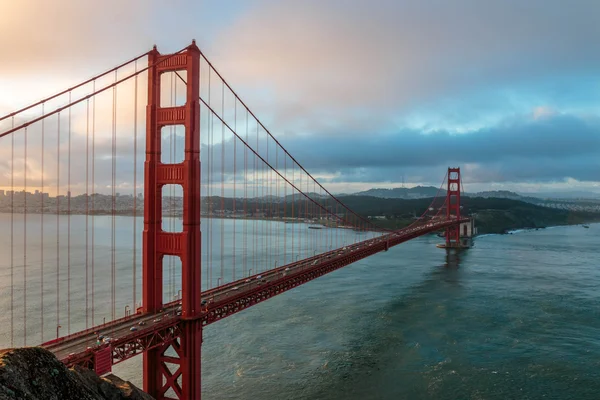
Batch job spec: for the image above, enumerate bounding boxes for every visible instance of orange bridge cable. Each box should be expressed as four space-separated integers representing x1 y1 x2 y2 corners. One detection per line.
0 51 150 122
0 46 188 139
91 81 96 326
198 97 376 232
23 126 27 345
85 98 89 329
176 62 387 233
299 173 302 259
10 116 13 347
67 91 72 335
233 100 237 282
283 153 287 265
207 69 213 289
41 104 45 340
175 73 380 235
275 145 279 267
56 112 61 338
265 135 269 271
263 138 267 272
254 122 258 274
195 51 391 232
221 81 225 285
291 167 294 263
244 109 248 277
111 74 117 325
402 171 448 231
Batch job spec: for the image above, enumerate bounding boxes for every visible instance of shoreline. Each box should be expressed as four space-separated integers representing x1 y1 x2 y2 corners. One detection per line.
0 211 365 231
1 211 598 236
474 222 598 238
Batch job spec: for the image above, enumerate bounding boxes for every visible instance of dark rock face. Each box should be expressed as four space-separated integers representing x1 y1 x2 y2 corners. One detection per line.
0 348 154 400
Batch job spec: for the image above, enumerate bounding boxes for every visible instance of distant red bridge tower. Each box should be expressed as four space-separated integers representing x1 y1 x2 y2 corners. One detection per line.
445 167 462 248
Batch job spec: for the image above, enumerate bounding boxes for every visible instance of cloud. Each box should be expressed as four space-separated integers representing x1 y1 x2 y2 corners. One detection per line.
532 106 556 120
2 0 600 195
212 0 600 133
272 112 600 185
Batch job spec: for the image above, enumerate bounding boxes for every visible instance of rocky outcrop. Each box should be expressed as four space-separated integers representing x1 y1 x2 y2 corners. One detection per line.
0 347 153 400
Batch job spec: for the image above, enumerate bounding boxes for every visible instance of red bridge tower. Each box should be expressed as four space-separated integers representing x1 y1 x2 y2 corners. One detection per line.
143 42 202 399
445 167 462 247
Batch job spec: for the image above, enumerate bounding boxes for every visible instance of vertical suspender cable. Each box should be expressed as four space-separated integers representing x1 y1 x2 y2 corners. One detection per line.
291 163 294 262
233 99 236 282
10 117 14 347
23 126 28 345
85 98 89 328
299 172 302 259
284 154 287 265
254 122 258 274
306 174 309 258
275 145 279 267
67 92 71 334
91 81 96 326
133 60 138 311
208 70 213 288
112 72 117 323
266 134 269 270
221 82 224 284
56 112 61 335
41 105 45 340
243 110 248 278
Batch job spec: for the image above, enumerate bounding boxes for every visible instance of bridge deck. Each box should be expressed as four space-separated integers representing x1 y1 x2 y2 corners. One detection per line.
43 218 468 370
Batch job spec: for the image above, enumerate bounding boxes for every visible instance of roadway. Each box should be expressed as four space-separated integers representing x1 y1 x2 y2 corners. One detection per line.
45 218 459 363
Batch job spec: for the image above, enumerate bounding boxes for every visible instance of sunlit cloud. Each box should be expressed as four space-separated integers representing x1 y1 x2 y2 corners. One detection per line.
1 0 599 195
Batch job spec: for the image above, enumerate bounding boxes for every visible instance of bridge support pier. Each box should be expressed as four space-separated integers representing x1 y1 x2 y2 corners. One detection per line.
143 322 203 399
180 321 203 399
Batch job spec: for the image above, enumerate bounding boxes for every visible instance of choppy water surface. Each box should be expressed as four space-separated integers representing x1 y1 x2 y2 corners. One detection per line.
117 224 600 399
1 214 599 399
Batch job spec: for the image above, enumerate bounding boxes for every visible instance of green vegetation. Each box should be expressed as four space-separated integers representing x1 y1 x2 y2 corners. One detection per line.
201 194 600 235
334 195 600 234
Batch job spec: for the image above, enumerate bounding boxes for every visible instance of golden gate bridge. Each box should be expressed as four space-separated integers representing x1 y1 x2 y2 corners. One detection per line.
0 41 469 399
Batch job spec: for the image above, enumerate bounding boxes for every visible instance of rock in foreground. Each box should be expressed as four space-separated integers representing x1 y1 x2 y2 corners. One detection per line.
0 347 153 400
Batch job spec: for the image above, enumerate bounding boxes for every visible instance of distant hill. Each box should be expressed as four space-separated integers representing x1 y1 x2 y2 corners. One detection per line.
351 187 549 203
352 186 445 199
517 191 600 200
471 190 522 200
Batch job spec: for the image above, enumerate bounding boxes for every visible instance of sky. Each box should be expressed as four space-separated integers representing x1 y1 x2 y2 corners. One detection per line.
1 0 599 195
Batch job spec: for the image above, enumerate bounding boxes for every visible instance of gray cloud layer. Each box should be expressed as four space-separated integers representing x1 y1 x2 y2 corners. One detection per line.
2 0 599 193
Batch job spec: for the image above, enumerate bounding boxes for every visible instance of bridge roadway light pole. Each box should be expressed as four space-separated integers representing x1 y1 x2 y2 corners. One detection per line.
143 41 202 400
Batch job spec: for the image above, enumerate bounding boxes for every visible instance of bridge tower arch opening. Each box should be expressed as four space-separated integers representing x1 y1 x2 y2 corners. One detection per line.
143 42 202 400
